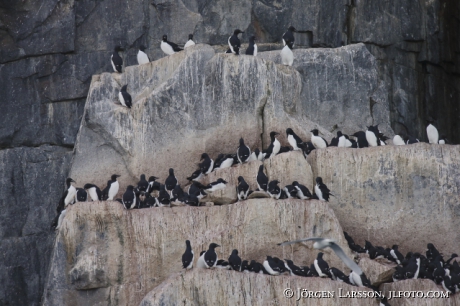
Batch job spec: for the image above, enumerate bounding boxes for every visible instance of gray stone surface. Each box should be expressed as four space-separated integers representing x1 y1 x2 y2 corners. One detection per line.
307 143 460 256
0 145 72 306
141 270 376 306
69 44 389 194
43 199 352 306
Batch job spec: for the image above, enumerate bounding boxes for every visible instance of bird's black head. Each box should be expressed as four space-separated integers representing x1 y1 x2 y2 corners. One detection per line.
114 45 123 51
66 178 76 184
426 117 436 124
254 148 260 154
310 129 319 136
288 26 296 32
139 45 146 51
232 249 238 255
286 128 294 135
121 84 128 92
292 181 299 186
270 131 280 138
209 243 220 249
392 245 398 250
140 174 146 180
185 240 191 246
233 29 244 35
287 41 294 49
148 176 159 182
201 153 209 160
316 177 323 184
317 252 324 258
162 35 168 41
239 137 245 145
169 168 174 175
258 165 264 172
111 174 120 180
427 243 435 250
188 34 193 40
237 176 244 183
249 35 256 42
217 178 227 184
337 131 343 137
413 252 421 258
271 180 280 185
126 185 134 190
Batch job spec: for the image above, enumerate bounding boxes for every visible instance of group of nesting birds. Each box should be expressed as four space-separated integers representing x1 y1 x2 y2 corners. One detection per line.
183 237 393 306
344 233 460 294
114 26 302 108
52 127 334 229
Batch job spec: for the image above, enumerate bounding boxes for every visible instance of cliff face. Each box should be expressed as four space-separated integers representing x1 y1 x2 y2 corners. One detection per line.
0 1 459 305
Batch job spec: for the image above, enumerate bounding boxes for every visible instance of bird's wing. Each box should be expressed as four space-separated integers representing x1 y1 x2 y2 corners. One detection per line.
277 237 323 246
329 242 362 274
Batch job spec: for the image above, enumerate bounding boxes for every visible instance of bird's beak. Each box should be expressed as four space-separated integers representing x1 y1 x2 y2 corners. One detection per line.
71 179 76 183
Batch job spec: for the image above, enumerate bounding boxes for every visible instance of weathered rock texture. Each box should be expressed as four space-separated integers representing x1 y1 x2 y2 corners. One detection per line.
140 269 376 306
0 146 72 306
70 43 388 195
308 143 460 255
358 254 396 287
381 279 460 306
43 199 353 305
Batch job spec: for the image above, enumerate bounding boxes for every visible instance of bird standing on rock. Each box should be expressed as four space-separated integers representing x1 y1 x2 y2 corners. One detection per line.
426 119 439 144
199 153 214 175
267 180 281 199
122 185 136 209
165 168 178 195
184 34 195 49
237 138 251 163
197 243 220 269
227 29 244 55
161 35 183 55
118 85 132 108
310 129 328 149
111 45 123 73
281 41 294 66
286 128 304 151
245 35 257 56
237 176 250 201
182 240 194 270
256 165 269 192
264 131 281 159
315 177 332 202
137 45 150 65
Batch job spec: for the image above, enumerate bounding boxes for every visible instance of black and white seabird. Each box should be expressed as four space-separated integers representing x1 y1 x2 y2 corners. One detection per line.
426 119 439 144
187 169 203 182
199 153 214 175
103 174 120 200
136 174 149 193
158 184 171 207
279 238 372 288
228 249 242 271
264 131 281 159
393 135 405 146
405 135 420 144
216 259 231 270
438 135 448 144
75 187 87 202
52 178 76 229
237 138 251 163
137 45 150 65
182 240 194 270
217 154 235 169
256 165 269 192
315 177 333 202
237 176 250 201
281 41 294 66
314 252 330 277
188 181 207 200
337 131 353 148
122 185 137 209
161 34 183 56
165 168 178 195
282 26 296 46
171 185 187 206
286 128 303 151
404 253 421 279
111 45 123 73
292 181 312 200
390 245 404 265
365 125 380 147
263 256 282 275
267 180 281 199
245 35 257 56
283 184 297 199
310 129 328 149
147 176 161 194
329 267 351 283
227 29 244 55
197 243 220 269
118 85 132 108
284 259 304 276
84 183 102 201
352 131 369 148
426 243 441 262
205 178 227 192
184 34 195 49
298 142 316 158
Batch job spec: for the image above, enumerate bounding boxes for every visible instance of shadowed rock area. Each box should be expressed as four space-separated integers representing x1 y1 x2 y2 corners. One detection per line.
43 199 352 305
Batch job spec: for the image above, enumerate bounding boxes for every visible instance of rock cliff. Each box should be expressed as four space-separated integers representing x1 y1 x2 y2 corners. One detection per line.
0 1 459 305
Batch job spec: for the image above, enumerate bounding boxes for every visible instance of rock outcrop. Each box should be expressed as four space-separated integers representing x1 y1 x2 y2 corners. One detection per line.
308 143 460 255
140 269 376 306
43 199 352 305
69 43 390 195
